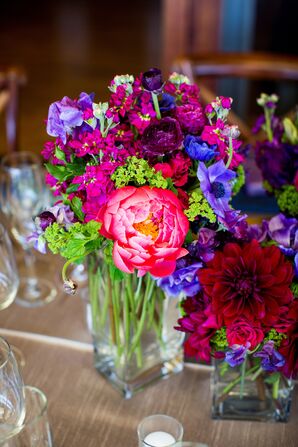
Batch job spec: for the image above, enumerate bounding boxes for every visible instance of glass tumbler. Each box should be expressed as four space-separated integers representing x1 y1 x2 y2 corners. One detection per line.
137 414 183 447
0 337 25 442
2 385 53 446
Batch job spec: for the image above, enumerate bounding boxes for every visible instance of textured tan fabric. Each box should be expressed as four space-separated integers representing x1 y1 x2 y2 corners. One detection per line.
0 287 297 446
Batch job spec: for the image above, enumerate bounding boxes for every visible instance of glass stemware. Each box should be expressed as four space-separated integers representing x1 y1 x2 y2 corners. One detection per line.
0 223 19 310
0 336 25 442
0 151 57 307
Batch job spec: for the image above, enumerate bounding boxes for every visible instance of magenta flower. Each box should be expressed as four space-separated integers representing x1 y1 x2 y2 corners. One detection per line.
175 103 206 134
141 68 163 92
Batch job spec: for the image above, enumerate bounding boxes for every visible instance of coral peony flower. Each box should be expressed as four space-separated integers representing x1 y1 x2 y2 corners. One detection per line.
96 186 189 277
199 240 294 327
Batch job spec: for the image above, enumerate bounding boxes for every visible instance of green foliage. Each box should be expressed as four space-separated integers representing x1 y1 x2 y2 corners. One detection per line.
264 329 287 347
283 117 298 145
291 281 298 298
276 185 298 217
70 196 85 221
211 328 228 351
232 165 245 196
111 156 168 189
263 180 274 194
264 372 281 385
184 190 216 223
45 157 86 183
44 220 103 260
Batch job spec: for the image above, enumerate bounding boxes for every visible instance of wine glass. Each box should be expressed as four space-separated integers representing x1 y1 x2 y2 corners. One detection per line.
0 223 19 310
0 336 25 442
0 151 57 307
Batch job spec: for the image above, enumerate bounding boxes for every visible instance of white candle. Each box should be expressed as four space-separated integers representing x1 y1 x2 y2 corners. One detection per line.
143 431 176 447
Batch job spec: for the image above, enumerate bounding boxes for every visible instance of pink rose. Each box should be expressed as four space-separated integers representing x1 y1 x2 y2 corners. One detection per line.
96 186 189 277
227 318 264 349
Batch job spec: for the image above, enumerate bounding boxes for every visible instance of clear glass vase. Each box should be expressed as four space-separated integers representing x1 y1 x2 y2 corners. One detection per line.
211 358 294 422
87 253 184 398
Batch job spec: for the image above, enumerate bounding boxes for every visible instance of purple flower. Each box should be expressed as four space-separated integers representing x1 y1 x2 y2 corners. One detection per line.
267 214 298 253
142 68 163 92
46 96 84 143
159 93 176 113
184 135 217 162
156 262 202 297
187 228 217 262
197 160 236 218
254 341 285 372
141 117 183 157
218 209 248 237
295 253 298 276
247 220 268 243
225 344 249 367
36 211 56 231
255 141 298 189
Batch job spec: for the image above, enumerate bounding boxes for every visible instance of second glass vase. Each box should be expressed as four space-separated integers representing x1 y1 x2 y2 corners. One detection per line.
87 253 184 398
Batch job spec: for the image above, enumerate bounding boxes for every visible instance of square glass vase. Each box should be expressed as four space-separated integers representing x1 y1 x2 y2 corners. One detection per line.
211 358 294 422
87 253 184 399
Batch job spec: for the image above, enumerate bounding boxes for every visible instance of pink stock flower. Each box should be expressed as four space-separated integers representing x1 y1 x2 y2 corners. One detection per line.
96 186 189 277
175 103 206 134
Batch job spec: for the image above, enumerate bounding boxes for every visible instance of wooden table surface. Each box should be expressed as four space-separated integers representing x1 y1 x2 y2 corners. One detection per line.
0 271 297 447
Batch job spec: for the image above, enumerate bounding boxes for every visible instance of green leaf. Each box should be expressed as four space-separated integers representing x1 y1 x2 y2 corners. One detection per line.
264 372 281 385
55 146 66 162
66 183 79 193
61 239 87 258
70 197 85 221
109 264 125 281
45 163 66 182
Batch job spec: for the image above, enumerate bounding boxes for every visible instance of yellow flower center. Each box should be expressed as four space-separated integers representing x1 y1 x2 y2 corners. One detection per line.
133 213 159 239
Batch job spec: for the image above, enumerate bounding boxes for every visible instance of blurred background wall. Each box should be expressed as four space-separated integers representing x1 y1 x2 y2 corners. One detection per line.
0 0 298 155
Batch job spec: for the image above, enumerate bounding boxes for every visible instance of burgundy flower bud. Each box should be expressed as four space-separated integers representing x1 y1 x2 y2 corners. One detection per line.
141 117 183 157
142 68 163 92
36 211 56 231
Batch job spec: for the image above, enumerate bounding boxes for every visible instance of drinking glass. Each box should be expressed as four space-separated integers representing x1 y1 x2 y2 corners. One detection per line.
0 336 25 442
1 386 53 446
138 415 183 447
0 223 19 310
0 152 57 307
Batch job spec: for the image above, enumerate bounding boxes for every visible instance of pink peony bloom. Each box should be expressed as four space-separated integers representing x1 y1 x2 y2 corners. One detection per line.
96 186 189 277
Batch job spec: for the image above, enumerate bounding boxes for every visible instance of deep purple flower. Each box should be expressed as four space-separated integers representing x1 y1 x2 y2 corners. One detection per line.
197 160 236 218
159 93 176 113
255 141 298 189
218 209 248 237
254 341 285 372
184 135 217 162
295 253 298 276
225 344 249 367
36 211 56 231
175 103 206 134
141 68 163 92
156 262 202 297
141 117 183 157
187 228 217 262
46 96 84 143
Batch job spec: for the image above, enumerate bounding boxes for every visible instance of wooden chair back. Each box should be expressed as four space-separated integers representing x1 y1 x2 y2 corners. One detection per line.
0 66 26 152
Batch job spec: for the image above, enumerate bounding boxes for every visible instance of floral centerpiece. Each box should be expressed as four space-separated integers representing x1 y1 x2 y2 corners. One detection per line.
253 93 298 217
31 68 246 398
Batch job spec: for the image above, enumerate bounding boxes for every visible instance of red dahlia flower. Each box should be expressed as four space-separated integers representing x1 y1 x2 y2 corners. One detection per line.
280 300 298 378
198 240 294 327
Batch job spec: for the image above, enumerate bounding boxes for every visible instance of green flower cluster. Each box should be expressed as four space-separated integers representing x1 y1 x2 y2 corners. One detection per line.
111 156 168 189
184 190 216 223
44 220 103 260
291 281 298 298
276 185 298 218
211 328 228 350
232 165 245 196
264 329 287 347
